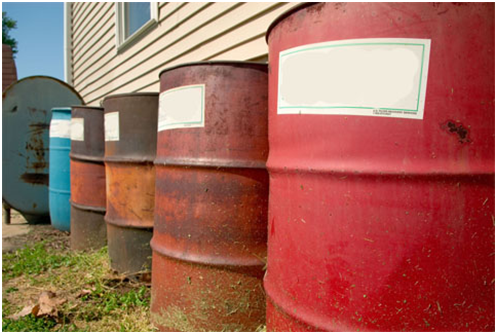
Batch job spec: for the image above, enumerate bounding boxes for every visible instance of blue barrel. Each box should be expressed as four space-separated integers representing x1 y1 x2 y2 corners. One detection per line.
49 108 72 231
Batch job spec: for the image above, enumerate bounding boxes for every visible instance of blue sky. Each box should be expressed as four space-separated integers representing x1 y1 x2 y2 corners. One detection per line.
2 2 64 81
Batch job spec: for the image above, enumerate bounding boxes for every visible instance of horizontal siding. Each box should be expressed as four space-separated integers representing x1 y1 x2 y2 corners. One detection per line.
71 2 297 105
73 3 113 57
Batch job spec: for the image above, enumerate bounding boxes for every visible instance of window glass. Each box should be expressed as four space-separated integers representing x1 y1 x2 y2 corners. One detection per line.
124 2 151 38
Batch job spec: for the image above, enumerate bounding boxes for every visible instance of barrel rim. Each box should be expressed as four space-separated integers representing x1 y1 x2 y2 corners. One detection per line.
2 75 84 103
70 201 106 213
158 61 268 78
265 2 318 43
51 107 72 113
154 157 267 170
102 92 159 103
71 105 104 111
69 153 105 163
103 156 155 164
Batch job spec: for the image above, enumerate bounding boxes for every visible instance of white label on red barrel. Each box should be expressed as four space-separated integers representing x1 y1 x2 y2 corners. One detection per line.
278 38 431 120
70 118 84 141
158 84 205 132
105 112 120 141
50 119 71 139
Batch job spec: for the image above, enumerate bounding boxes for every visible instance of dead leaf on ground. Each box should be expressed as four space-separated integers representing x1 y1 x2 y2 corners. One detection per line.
76 288 93 298
8 304 37 320
11 291 69 320
37 291 67 318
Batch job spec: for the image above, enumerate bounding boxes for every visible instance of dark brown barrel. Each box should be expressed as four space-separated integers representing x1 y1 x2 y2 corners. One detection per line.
103 93 158 275
70 105 107 251
151 62 268 331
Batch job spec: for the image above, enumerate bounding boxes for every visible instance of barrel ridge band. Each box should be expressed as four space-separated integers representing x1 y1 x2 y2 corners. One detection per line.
69 153 105 163
70 201 106 213
103 156 155 164
104 216 154 229
154 157 267 170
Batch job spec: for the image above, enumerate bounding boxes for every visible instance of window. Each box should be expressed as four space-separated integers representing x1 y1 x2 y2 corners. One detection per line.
116 2 158 51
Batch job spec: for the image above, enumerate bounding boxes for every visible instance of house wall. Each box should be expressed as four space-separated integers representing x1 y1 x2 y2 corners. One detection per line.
2 44 17 92
70 2 298 105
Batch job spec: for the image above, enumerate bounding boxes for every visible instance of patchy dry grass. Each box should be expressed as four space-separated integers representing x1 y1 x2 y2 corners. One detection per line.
2 226 155 332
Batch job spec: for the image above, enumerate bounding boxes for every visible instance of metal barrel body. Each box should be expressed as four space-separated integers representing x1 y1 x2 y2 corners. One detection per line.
70 106 107 251
103 93 158 274
2 76 83 223
265 3 495 332
49 108 72 231
151 62 269 331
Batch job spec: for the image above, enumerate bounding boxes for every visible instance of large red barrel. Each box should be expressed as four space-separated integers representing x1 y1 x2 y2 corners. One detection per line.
103 93 158 275
70 106 107 251
265 3 494 332
151 62 268 331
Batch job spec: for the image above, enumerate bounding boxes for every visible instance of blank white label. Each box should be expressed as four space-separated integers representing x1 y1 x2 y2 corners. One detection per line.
278 38 431 119
105 112 119 141
70 118 84 141
158 84 205 132
50 119 71 139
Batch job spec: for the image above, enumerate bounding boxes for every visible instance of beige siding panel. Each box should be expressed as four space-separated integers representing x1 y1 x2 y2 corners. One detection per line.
73 21 114 70
78 2 277 99
119 34 269 97
138 81 160 94
73 2 114 61
73 22 114 73
76 2 234 95
73 2 111 44
72 2 87 25
201 2 296 59
72 2 98 35
75 2 211 93
210 34 268 60
74 2 295 104
72 2 85 19
72 33 115 87
73 3 205 93
158 1 185 19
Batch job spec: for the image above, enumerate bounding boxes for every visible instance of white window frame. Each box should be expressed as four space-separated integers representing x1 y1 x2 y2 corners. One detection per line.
115 2 158 52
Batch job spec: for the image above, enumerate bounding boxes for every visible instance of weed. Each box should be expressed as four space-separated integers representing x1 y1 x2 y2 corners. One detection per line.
2 314 57 332
2 229 154 332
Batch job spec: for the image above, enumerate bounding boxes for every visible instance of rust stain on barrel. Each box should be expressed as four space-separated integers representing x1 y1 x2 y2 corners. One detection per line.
70 106 107 251
20 173 48 185
103 93 158 276
151 61 269 331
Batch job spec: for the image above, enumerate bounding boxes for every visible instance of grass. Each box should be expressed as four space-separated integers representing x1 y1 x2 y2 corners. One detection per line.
2 229 155 332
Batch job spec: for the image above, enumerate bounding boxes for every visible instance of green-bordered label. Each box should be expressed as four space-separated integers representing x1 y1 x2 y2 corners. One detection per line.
278 38 431 120
158 84 205 132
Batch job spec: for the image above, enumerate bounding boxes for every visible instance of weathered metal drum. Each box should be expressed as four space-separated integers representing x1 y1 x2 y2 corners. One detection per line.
2 76 83 223
265 3 495 332
151 62 268 331
49 108 72 231
103 93 158 274
70 105 107 251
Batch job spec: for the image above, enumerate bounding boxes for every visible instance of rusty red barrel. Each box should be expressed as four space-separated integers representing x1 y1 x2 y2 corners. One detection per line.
103 93 158 275
265 3 495 332
151 62 268 331
70 106 107 251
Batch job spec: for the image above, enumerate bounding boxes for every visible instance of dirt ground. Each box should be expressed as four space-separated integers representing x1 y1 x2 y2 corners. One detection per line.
2 210 59 252
2 210 153 332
